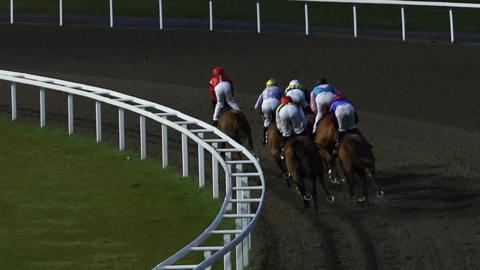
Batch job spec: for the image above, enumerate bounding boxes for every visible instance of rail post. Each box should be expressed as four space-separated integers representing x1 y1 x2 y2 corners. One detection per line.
118 108 125 150
181 124 189 176
256 0 261 34
159 0 163 30
401 6 406 41
40 87 46 127
59 0 63 26
449 8 455 43
95 101 102 142
109 0 114 28
198 132 206 188
67 94 74 134
11 82 16 120
212 142 219 198
235 164 244 270
304 2 309 35
140 115 147 160
209 0 213 31
10 0 13 24
353 5 358 38
223 234 232 270
161 118 168 168
226 152 232 211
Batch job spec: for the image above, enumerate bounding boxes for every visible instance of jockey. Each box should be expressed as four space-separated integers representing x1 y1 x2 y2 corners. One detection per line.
330 92 363 156
255 79 284 145
276 95 307 139
310 78 336 133
284 79 308 111
209 66 240 126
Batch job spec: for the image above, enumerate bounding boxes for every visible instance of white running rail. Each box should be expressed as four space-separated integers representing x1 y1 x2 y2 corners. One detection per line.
0 69 265 270
7 0 480 43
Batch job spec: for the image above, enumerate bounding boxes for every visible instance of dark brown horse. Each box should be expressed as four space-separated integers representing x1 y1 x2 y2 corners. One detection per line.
337 133 384 203
266 122 291 183
283 135 335 208
217 109 254 154
313 114 344 184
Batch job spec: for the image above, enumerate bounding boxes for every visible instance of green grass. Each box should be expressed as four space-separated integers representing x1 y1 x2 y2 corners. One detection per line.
1 0 480 33
0 117 223 269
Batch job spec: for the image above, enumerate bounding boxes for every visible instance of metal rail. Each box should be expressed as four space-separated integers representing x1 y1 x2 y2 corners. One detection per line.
0 70 265 270
6 0 480 43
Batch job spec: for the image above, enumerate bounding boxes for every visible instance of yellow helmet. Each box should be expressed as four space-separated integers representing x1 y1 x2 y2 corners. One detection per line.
266 79 277 87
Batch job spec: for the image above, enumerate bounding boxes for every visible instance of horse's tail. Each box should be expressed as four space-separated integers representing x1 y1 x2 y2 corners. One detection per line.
343 134 375 170
233 110 254 152
292 139 315 179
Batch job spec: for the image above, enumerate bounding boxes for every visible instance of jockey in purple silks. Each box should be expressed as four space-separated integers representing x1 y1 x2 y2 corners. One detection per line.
254 79 284 145
330 92 369 156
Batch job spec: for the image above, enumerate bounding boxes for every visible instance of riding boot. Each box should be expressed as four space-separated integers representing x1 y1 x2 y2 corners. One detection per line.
332 131 346 158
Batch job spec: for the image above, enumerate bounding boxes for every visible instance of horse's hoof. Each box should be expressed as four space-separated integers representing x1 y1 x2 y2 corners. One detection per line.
304 193 313 201
326 194 335 204
328 174 339 184
283 172 291 180
356 196 367 204
376 189 385 198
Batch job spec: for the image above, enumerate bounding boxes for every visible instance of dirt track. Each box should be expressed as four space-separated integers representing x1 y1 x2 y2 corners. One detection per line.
1 24 479 270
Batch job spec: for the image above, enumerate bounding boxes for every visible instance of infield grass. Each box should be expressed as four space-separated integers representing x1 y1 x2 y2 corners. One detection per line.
0 0 479 33
0 117 223 269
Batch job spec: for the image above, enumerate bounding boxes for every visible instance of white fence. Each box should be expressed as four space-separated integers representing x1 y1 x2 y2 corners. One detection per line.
0 70 265 270
5 0 480 43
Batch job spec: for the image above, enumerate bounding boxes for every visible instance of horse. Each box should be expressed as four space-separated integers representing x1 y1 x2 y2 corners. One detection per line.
283 135 335 208
266 122 291 183
337 133 384 203
313 114 344 184
216 107 254 157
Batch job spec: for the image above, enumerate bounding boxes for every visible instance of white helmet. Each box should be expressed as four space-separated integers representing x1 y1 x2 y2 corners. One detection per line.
287 79 302 90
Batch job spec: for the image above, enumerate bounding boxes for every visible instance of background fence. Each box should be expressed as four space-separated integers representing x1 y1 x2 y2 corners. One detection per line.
0 69 265 270
3 0 480 43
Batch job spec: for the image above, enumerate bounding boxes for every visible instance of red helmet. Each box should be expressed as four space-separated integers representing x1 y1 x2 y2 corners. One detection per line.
280 96 293 104
212 66 224 76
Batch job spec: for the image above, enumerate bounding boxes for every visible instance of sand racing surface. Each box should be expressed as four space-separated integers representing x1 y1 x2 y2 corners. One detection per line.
0 24 479 270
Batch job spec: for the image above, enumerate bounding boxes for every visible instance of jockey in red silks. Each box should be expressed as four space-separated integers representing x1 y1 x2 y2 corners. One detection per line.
208 66 240 126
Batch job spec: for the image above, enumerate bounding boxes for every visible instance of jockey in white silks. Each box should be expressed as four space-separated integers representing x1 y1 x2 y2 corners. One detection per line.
284 79 308 111
310 78 336 133
254 79 284 145
276 96 308 138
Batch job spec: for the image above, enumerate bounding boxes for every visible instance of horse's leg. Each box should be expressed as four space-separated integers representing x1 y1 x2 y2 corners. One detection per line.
274 153 291 186
357 168 368 204
339 154 356 198
366 166 384 198
291 173 309 208
312 176 318 210
317 147 341 184
317 174 335 204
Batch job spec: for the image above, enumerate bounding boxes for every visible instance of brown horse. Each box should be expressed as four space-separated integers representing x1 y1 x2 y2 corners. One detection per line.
217 109 254 155
313 114 344 184
338 133 384 203
283 135 335 208
266 122 291 183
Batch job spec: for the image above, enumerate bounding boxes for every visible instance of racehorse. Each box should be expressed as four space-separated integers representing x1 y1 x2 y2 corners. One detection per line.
216 107 254 157
266 122 291 184
313 114 344 184
337 133 384 203
283 135 335 208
